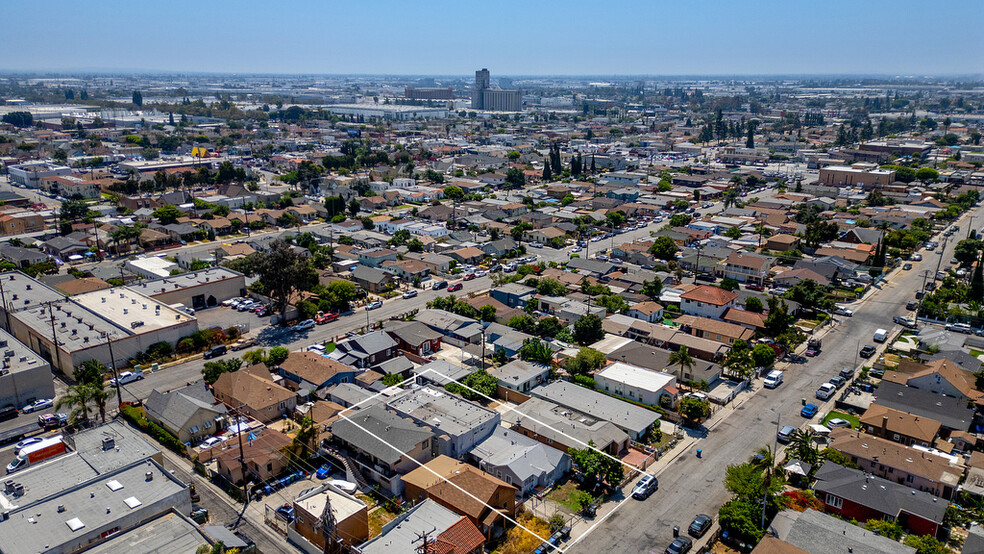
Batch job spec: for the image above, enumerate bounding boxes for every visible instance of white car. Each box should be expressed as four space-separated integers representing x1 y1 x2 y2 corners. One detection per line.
109 371 144 386
530 242 544 248
292 319 316 332
22 398 54 413
402 289 418 299
763 370 783 389
475 270 488 278
816 383 836 401
197 436 226 450
833 307 853 317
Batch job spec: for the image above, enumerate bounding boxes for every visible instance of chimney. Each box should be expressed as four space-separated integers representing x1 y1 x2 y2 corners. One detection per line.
881 415 888 434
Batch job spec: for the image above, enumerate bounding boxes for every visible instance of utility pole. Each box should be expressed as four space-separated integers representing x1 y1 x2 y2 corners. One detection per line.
233 404 250 505
412 529 434 554
316 488 339 554
43 301 62 373
102 332 123 409
0 273 10 331
762 410 780 529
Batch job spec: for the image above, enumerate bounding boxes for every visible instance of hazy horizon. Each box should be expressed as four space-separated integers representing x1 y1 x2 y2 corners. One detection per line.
1 0 981 76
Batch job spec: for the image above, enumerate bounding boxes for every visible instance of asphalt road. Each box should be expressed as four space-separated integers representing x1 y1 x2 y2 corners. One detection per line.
567 202 984 553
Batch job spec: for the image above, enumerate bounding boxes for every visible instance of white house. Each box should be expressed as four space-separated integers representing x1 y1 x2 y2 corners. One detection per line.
594 362 676 407
626 301 664 323
679 285 739 320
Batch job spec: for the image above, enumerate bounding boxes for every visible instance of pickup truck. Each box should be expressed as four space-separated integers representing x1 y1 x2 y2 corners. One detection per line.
109 370 144 386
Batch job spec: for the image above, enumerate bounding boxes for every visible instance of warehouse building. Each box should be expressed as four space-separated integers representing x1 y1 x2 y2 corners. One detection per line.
127 267 247 310
0 327 54 411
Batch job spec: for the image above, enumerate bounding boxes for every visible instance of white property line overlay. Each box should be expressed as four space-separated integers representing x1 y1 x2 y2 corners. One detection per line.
334 365 661 553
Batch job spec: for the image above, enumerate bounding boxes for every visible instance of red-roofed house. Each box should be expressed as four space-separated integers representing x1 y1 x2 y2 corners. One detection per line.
680 285 739 320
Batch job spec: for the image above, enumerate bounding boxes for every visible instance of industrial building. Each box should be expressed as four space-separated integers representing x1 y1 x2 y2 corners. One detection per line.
126 267 247 310
0 327 54 411
324 104 449 121
0 422 190 554
404 86 453 100
7 161 72 188
1 272 197 375
471 68 522 112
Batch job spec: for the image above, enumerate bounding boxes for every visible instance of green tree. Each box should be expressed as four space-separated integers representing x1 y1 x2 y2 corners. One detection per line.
519 338 554 365
267 346 290 366
461 370 498 399
718 499 766 544
719 277 739 291
863 519 904 541
954 239 982 266
88 379 110 423
915 167 940 183
751 344 776 368
255 240 318 324
903 534 952 554
640 279 663 300
478 304 497 322
536 278 568 297
596 294 628 314
668 345 696 381
723 227 742 239
678 396 710 421
382 373 405 387
443 186 464 201
241 348 267 366
324 279 358 312
568 441 624 486
55 384 96 427
787 278 833 313
504 167 526 189
566 347 607 376
744 297 764 313
347 199 361 216
572 313 605 346
649 236 679 261
153 205 185 225
764 297 793 337
74 359 106 385
285 417 317 470
202 358 243 385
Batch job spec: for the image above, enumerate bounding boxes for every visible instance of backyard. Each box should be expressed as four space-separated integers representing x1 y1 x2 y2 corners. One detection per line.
822 410 860 429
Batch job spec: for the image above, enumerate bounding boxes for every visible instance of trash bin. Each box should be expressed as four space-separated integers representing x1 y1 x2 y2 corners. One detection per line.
673 526 680 537
696 448 702 458
801 398 806 406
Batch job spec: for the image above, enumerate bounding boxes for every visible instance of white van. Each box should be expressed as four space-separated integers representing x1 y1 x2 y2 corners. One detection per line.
873 329 888 343
764 370 784 389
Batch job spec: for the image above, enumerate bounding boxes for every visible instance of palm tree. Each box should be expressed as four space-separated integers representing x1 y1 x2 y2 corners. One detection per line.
752 444 774 470
668 346 696 382
89 380 110 423
55 384 95 427
790 429 819 465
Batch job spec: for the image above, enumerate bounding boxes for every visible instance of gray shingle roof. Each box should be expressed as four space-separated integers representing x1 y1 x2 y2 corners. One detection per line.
144 380 227 433
331 404 434 465
814 463 946 524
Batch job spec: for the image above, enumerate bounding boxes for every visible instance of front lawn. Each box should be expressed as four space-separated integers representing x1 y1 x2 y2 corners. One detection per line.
545 479 595 513
822 410 860 429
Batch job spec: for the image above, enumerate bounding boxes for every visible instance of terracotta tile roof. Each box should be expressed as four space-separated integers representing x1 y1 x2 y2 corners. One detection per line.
426 465 516 521
828 428 962 486
859 404 942 443
675 314 755 342
629 301 664 315
431 518 485 554
722 308 768 329
680 285 738 306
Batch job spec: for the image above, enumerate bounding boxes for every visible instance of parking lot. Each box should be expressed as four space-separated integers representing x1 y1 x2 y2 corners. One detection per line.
193 303 271 337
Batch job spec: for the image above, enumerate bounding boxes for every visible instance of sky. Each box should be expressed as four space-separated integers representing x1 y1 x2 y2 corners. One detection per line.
1 0 982 76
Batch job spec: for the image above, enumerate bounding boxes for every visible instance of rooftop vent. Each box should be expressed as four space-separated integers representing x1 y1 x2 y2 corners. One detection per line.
123 309 127 315
101 437 115 450
57 505 65 513
145 472 153 481
25 285 30 291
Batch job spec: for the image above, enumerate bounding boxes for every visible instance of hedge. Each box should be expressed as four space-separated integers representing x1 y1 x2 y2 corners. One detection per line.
120 403 187 454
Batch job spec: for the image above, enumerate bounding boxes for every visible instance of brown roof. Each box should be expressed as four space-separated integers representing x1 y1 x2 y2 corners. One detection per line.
431 518 485 554
402 456 468 492
53 277 111 296
767 234 799 245
882 358 983 402
722 308 768 329
629 301 664 315
427 466 516 521
675 315 755 342
213 429 292 467
218 242 256 257
752 537 809 554
859 404 942 443
213 370 295 411
774 267 830 286
450 246 486 259
724 251 769 270
279 352 355 386
828 428 961 486
680 285 738 306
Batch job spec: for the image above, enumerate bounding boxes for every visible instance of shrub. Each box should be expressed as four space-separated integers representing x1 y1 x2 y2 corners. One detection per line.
573 375 596 389
120 403 186 453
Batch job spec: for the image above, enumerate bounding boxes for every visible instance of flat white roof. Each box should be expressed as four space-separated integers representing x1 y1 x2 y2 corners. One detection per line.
596 362 675 394
72 288 193 333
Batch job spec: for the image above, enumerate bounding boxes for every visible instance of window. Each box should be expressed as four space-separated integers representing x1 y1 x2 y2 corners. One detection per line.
826 494 843 509
907 475 914 483
893 433 900 441
267 463 273 472
203 420 212 429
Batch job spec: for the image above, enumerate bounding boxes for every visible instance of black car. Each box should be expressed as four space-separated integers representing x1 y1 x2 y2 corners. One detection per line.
688 514 712 538
695 273 716 283
665 536 693 554
906 300 918 311
859 345 876 359
0 405 18 421
203 345 227 359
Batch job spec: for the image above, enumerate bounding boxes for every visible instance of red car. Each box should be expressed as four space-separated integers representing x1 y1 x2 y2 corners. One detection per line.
315 312 339 324
746 284 765 291
448 283 463 292
463 273 476 281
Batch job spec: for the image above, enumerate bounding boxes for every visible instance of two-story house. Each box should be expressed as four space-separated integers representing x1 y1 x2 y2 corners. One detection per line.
327 330 400 369
717 251 772 285
278 352 360 395
679 285 739 320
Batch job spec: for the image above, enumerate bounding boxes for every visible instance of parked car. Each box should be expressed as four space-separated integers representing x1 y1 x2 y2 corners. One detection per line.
237 301 257 312
21 399 54 414
947 322 972 334
805 347 819 357
198 436 226 450
839 367 855 379
366 300 383 310
815 384 836 401
475 270 488 278
894 315 917 329
37 413 67 430
402 289 418 299
826 418 851 428
448 283 463 292
0 406 18 421
833 306 853 317
746 284 765 291
859 345 876 358
14 438 42 454
777 425 797 443
664 536 693 554
906 300 918 310
231 337 258 351
292 319 316 332
109 370 144 385
688 514 713 538
903 263 913 270
828 375 846 389
801 403 819 418
432 280 449 290
631 475 658 500
203 345 227 359
763 370 783 389
315 312 339 324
